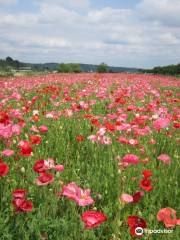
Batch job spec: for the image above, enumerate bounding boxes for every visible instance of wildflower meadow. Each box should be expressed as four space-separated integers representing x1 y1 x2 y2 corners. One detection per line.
0 73 179 240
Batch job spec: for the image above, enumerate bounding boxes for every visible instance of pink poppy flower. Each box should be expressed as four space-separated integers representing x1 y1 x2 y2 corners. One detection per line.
55 164 64 172
30 125 39 133
44 158 55 169
122 154 139 165
153 118 170 131
120 193 133 203
39 125 48 133
12 124 21 135
87 135 97 143
100 136 112 145
35 172 54 186
82 210 107 229
10 92 21 100
0 124 13 139
10 109 22 118
2 149 14 157
157 208 180 228
61 182 94 206
128 139 139 146
117 136 128 144
157 154 171 164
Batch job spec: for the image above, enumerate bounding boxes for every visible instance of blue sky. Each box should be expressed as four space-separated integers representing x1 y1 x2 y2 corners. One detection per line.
0 0 180 68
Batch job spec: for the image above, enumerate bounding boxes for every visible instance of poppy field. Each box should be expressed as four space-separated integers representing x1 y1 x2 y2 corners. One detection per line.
0 73 179 240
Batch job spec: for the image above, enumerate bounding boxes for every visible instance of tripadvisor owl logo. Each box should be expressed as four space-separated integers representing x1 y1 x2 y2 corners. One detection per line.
135 227 144 236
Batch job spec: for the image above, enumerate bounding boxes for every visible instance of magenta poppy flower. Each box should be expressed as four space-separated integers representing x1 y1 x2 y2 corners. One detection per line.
122 154 139 165
2 149 14 157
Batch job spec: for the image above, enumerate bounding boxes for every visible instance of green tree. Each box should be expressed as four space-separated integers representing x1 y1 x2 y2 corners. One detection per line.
58 63 81 73
6 56 14 66
58 63 72 73
70 63 81 73
97 63 109 73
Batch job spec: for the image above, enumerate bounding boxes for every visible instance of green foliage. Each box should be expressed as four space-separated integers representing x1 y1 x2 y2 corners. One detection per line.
97 63 109 73
58 63 81 73
143 63 180 76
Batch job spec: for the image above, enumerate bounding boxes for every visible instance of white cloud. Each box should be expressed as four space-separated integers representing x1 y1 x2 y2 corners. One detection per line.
138 0 180 26
0 0 17 5
0 0 180 67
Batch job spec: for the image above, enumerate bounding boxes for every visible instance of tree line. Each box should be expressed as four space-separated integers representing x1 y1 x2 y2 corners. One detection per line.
58 62 109 73
142 63 180 76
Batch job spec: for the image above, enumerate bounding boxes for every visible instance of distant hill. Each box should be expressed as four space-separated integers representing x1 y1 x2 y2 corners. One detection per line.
78 63 140 73
28 62 140 73
0 57 140 73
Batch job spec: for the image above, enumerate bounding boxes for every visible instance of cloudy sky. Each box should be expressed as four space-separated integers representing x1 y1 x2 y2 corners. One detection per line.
0 0 180 68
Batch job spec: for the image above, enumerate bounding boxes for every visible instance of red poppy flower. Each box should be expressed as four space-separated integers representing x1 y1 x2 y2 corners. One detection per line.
157 208 180 228
12 198 33 212
12 189 33 213
35 172 54 186
91 119 101 127
76 135 84 142
173 123 180 129
82 210 107 229
142 169 152 178
0 161 9 177
12 189 27 199
33 160 46 173
0 112 10 124
30 135 42 145
132 191 144 203
32 115 39 122
140 178 153 192
18 140 33 156
105 122 116 132
128 216 147 228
